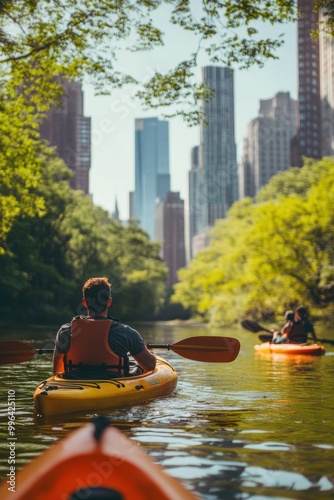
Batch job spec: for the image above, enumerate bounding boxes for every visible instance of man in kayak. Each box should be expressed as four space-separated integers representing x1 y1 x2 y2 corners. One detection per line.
52 277 156 378
273 306 318 344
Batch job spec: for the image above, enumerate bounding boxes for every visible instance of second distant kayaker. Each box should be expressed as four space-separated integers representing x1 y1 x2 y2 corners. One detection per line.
273 306 318 344
52 276 156 379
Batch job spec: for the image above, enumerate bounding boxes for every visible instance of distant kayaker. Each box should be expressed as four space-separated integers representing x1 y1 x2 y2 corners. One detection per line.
52 277 156 378
273 306 318 344
272 310 294 344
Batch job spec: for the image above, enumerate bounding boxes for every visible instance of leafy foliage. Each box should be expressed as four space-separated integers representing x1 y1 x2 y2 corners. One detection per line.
0 147 167 324
172 158 334 324
0 0 300 252
0 1 298 122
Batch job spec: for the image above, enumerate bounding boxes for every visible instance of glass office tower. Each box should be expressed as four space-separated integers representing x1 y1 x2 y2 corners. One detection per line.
134 117 170 240
199 66 238 228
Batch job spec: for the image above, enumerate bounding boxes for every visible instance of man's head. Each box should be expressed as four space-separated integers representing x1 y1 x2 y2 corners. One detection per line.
296 306 308 319
82 277 112 314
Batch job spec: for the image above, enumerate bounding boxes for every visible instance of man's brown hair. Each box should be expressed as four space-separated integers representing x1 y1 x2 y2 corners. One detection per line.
82 277 111 313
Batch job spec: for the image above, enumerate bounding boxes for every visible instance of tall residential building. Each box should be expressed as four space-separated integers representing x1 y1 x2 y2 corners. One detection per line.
199 66 238 229
319 10 334 156
39 80 91 194
240 92 297 198
188 146 200 260
295 0 322 164
292 1 334 165
134 117 170 240
155 192 186 288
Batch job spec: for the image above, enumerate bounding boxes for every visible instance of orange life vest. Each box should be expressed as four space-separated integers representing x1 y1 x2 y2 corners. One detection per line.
63 317 128 375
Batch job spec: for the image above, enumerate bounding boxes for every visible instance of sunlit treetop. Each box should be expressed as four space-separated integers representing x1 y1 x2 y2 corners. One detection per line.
0 0 302 124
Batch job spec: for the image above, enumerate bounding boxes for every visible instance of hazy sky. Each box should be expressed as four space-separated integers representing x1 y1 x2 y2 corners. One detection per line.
84 13 297 220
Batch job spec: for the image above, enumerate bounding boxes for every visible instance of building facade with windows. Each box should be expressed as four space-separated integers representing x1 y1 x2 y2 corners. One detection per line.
239 92 297 198
296 0 322 163
39 80 91 194
199 66 238 229
319 9 334 156
188 146 200 260
155 192 186 288
134 117 170 240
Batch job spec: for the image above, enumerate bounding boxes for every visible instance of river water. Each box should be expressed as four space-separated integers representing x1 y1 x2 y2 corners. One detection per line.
0 323 333 499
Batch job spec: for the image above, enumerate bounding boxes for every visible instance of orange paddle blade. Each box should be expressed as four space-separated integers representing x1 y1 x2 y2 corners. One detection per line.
170 336 240 362
0 340 38 365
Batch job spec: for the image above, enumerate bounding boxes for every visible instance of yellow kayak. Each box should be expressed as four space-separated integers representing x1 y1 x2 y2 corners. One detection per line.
34 356 177 417
0 416 198 499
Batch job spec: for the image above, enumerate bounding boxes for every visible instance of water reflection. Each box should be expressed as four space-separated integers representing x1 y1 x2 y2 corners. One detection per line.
0 325 334 499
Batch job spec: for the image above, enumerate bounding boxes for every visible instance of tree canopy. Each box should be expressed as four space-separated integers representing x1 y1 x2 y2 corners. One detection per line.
172 158 334 324
0 0 299 124
0 146 167 323
0 0 301 253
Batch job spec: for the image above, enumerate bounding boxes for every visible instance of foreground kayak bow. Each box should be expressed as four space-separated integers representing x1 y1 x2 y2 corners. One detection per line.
0 416 199 499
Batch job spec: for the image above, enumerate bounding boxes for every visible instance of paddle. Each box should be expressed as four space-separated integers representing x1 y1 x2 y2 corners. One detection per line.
241 319 334 345
0 336 240 365
241 319 273 334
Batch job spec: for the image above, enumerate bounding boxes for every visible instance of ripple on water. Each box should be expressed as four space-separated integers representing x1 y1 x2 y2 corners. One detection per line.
240 466 334 492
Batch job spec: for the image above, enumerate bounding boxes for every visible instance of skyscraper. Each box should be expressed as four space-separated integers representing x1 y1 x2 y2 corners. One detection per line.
292 1 334 165
188 146 200 260
39 80 91 194
319 9 334 156
155 192 186 288
240 92 297 198
134 117 170 240
296 0 322 164
199 66 238 228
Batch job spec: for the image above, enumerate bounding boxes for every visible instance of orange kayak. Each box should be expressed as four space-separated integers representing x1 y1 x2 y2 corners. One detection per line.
0 416 198 499
254 342 325 356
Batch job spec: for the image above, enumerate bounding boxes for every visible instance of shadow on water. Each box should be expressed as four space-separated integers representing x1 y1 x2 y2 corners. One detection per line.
0 324 334 499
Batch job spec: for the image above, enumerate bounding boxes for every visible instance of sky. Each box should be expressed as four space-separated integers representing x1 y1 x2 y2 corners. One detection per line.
84 12 297 221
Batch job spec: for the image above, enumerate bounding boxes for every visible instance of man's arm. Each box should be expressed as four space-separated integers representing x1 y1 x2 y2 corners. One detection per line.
52 349 64 374
133 346 156 372
53 324 71 374
309 325 318 342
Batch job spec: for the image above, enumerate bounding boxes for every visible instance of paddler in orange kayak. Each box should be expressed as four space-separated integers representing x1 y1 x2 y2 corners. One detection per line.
273 306 319 344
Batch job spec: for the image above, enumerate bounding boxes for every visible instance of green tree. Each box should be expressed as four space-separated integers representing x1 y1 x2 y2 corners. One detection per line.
114 223 168 320
172 198 254 324
0 147 76 322
0 145 168 323
0 86 47 252
172 158 334 324
0 0 299 252
0 1 298 108
256 157 333 201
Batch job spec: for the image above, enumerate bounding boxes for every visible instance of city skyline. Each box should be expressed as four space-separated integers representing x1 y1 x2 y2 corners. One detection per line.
85 20 298 221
